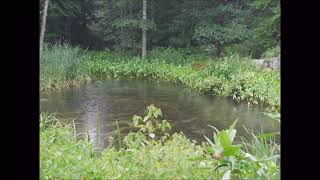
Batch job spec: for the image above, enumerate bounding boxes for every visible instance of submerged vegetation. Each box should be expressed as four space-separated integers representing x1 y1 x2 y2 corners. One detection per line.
40 44 280 112
41 105 280 179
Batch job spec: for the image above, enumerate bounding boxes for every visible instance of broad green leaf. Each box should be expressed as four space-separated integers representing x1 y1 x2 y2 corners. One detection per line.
143 116 149 122
207 147 216 154
219 131 232 147
228 129 237 143
223 145 242 157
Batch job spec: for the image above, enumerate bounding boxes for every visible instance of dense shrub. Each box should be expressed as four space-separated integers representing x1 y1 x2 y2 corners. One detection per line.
262 45 280 58
146 47 187 65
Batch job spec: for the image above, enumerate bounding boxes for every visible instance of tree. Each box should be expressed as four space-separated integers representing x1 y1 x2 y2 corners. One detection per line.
194 22 251 57
44 0 96 47
41 0 279 58
142 0 147 58
193 2 252 58
248 0 280 52
89 0 155 53
40 0 49 54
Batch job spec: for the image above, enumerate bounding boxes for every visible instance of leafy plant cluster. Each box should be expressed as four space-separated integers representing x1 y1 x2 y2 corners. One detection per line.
83 56 280 112
146 47 188 65
41 105 280 179
262 45 280 58
41 44 280 112
203 120 280 179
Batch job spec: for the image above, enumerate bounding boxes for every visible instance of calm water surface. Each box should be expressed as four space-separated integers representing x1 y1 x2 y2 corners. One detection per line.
41 80 279 148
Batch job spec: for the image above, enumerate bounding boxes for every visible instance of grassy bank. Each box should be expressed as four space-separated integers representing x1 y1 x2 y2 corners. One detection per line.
40 44 280 112
40 43 92 90
40 105 280 179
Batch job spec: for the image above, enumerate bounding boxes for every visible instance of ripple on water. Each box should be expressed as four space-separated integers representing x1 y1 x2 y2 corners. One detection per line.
41 79 280 148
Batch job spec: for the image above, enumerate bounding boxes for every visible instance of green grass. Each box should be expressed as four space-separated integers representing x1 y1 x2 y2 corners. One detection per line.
40 43 280 112
262 45 280 58
40 105 280 179
40 43 92 90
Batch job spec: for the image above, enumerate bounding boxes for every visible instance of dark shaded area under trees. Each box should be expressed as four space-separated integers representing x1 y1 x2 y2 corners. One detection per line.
40 0 280 58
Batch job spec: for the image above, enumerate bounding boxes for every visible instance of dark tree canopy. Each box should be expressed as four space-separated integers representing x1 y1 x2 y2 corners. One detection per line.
41 0 280 57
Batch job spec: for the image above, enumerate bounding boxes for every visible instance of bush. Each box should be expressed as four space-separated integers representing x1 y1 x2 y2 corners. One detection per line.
146 47 187 65
262 45 280 58
222 44 253 57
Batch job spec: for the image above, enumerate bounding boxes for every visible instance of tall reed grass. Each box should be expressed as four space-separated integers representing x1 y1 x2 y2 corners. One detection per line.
40 43 91 90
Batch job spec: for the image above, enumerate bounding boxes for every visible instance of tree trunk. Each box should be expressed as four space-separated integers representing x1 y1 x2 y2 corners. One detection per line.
142 0 147 59
40 0 49 55
213 41 222 58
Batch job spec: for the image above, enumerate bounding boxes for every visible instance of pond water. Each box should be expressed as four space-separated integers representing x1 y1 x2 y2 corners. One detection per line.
40 79 279 148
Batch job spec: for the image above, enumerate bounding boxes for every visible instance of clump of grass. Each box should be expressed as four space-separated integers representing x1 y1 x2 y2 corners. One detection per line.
240 127 280 178
40 43 91 91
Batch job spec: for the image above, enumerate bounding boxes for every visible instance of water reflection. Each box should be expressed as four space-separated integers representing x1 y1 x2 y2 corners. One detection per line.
41 79 279 148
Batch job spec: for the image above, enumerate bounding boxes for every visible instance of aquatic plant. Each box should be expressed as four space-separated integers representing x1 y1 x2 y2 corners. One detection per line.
41 44 280 112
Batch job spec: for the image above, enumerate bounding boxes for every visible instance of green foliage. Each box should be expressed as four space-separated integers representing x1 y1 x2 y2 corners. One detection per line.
40 107 280 179
88 0 157 52
222 43 254 57
146 47 187 65
263 45 280 58
40 43 92 90
205 120 241 159
240 127 280 179
131 104 171 140
246 0 280 54
194 23 250 45
191 2 253 57
41 45 280 112
43 0 280 58
203 120 280 179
